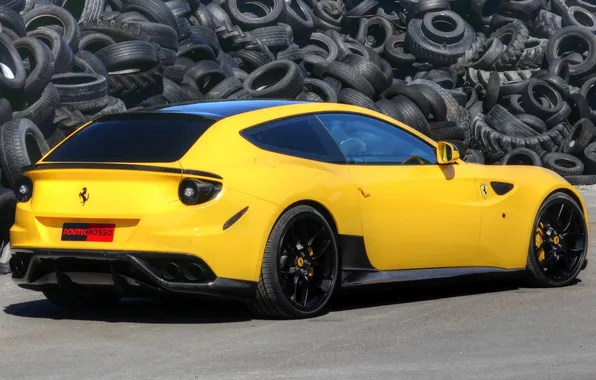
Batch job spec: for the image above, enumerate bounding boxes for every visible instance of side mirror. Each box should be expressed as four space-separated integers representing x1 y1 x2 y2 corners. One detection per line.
436 141 460 164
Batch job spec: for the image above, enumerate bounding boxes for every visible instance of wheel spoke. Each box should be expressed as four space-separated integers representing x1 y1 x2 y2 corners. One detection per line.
312 239 330 261
542 251 556 267
303 285 310 307
317 279 332 294
298 275 309 306
308 226 325 246
291 275 300 301
299 222 309 247
561 246 583 255
554 203 565 228
562 209 574 232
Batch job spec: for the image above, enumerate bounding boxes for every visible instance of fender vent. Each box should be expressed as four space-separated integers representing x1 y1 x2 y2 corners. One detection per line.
490 181 514 195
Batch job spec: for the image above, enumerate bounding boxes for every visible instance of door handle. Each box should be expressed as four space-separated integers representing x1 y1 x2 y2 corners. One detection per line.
358 187 371 198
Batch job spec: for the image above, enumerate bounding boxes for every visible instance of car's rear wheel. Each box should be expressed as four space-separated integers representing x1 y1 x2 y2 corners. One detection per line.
249 205 339 319
526 192 588 287
42 288 122 309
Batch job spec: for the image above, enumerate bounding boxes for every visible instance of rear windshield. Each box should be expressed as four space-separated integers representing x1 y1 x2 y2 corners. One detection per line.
43 113 216 163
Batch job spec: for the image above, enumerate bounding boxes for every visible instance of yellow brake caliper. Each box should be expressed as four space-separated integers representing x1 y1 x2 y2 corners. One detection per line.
535 222 545 263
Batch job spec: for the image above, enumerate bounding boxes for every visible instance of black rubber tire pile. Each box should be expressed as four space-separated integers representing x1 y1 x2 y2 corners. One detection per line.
1 0 596 188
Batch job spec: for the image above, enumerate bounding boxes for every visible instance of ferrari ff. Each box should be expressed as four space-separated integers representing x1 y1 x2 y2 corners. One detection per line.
9 100 589 319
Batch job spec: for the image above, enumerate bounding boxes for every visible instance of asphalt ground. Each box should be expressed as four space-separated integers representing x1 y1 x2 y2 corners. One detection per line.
1 191 596 380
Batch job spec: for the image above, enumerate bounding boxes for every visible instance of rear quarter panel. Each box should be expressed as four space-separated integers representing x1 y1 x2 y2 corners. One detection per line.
178 110 363 277
178 109 363 238
466 163 588 269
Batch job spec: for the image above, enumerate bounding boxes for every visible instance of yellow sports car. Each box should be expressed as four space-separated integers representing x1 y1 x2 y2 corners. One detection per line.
9 100 589 319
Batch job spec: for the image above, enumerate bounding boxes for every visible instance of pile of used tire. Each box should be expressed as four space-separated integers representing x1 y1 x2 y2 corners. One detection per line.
0 0 595 187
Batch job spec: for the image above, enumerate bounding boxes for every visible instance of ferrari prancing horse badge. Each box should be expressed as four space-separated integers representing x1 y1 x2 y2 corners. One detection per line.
480 184 488 200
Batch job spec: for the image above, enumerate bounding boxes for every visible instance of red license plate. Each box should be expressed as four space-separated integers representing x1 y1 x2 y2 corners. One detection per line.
61 223 115 242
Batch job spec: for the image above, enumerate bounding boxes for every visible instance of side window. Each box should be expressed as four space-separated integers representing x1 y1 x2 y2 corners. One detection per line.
240 115 344 163
317 113 438 165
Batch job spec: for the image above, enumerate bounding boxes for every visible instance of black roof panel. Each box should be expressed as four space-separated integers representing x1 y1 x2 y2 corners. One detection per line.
146 99 310 119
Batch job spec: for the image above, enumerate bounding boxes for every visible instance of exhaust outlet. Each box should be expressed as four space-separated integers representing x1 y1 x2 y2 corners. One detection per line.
162 262 182 281
183 263 203 282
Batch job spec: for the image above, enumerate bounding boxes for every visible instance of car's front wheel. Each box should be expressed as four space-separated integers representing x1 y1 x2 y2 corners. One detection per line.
42 288 122 310
526 192 588 287
249 205 339 319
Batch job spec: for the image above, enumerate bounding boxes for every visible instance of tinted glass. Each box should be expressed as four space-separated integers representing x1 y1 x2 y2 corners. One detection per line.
242 115 342 162
44 114 215 163
317 113 437 164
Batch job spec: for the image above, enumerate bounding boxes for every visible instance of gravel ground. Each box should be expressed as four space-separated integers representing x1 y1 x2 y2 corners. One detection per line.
0 188 594 380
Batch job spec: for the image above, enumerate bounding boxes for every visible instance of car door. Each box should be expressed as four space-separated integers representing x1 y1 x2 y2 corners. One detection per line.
316 112 482 271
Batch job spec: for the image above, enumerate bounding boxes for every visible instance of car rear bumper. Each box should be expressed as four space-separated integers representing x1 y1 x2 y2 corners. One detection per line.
9 249 257 301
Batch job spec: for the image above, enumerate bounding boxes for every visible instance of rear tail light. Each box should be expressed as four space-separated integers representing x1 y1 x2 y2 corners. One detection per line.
178 178 221 206
15 176 33 202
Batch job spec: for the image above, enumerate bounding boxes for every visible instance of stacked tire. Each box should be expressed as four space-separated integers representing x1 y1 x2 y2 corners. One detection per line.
0 0 595 191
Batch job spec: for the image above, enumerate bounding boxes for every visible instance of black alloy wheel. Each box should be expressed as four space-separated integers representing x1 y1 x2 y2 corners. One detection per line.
526 192 588 287
250 205 339 319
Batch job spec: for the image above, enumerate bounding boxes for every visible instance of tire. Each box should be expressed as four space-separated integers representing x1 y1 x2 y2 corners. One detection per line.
521 79 564 118
248 205 339 319
339 88 379 111
561 6 596 33
0 118 49 188
123 0 179 36
429 121 465 140
226 0 285 29
12 82 60 128
493 20 530 70
546 26 596 77
282 0 315 33
356 16 394 54
51 72 108 113
78 32 116 53
463 148 485 163
303 78 338 102
321 60 375 98
0 5 26 37
73 49 108 79
543 152 584 176
81 18 179 51
205 76 243 99
95 40 158 72
0 33 26 96
532 9 561 38
486 104 539 137
405 11 475 66
162 64 185 83
13 36 54 101
23 5 81 53
501 147 542 166
391 95 432 136
27 27 74 75
561 118 596 155
525 192 588 287
516 114 547 134
517 38 547 69
244 60 304 99
339 54 391 93
471 37 506 70
62 0 106 24
383 34 416 66
42 288 121 310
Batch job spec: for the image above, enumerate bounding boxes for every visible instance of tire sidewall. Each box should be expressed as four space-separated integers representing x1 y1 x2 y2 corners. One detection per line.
266 205 340 317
